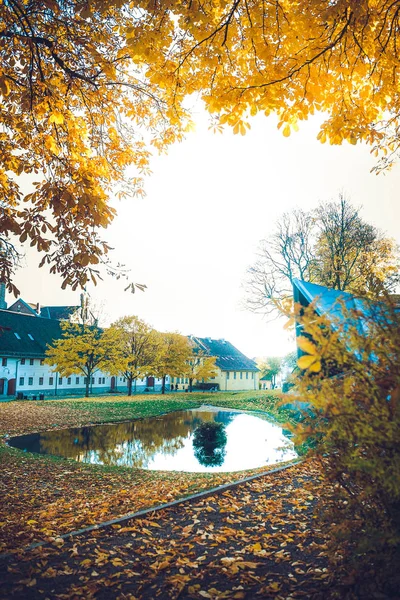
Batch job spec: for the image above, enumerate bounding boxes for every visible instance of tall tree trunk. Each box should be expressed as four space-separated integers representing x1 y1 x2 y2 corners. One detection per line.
162 375 166 394
128 377 132 396
189 378 193 392
85 376 90 397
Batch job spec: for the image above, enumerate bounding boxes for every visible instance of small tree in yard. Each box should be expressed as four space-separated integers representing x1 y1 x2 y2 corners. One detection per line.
110 316 158 396
46 322 118 397
258 356 282 388
286 295 400 595
185 348 218 392
153 333 192 394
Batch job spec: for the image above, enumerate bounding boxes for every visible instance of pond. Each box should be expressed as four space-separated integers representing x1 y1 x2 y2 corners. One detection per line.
7 407 297 473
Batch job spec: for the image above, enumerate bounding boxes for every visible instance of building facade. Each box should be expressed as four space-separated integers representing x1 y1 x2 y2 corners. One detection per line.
185 337 259 391
0 289 167 399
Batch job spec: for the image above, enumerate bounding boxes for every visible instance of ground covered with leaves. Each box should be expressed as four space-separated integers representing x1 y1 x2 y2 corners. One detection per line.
1 460 343 599
2 393 384 599
0 393 293 553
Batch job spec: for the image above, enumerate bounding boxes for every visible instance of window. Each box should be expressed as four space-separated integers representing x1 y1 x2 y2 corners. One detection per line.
246 372 248 379
29 359 34 366
76 377 79 385
1 358 7 366
226 372 230 379
234 372 237 379
39 377 43 386
240 372 243 379
102 377 105 384
14 332 21 340
59 377 63 385
84 377 87 384
19 377 24 386
49 377 54 385
40 359 44 365
98 377 102 384
28 334 34 341
67 377 71 385
91 377 94 384
28 377 33 386
21 358 25 365
171 377 174 383
185 378 188 384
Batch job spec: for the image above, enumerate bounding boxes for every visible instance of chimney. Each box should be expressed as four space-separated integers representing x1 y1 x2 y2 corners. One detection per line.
0 282 7 310
36 302 40 315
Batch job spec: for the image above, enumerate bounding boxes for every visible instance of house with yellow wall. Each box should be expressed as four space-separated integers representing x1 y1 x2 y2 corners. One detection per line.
176 336 259 391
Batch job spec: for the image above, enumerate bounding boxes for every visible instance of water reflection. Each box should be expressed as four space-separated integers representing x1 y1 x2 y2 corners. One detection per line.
192 422 227 467
8 409 297 472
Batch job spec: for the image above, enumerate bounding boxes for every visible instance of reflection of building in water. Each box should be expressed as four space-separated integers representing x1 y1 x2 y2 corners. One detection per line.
8 409 297 472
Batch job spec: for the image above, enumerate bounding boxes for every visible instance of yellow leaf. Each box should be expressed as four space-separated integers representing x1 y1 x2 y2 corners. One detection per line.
298 354 318 370
252 542 262 552
308 359 321 373
297 336 318 355
49 110 65 125
282 124 291 137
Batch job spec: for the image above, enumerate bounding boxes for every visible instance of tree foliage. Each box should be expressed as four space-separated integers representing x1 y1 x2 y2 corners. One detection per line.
246 195 399 317
3 1 400 291
153 332 192 394
0 0 189 292
258 356 282 388
109 316 159 396
185 346 218 392
45 321 119 397
287 293 400 589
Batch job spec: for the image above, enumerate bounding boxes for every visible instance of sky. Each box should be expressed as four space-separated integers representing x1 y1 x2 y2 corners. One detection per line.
12 107 400 360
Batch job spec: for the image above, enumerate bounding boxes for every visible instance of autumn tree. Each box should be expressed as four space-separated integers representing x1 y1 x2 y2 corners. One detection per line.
185 346 218 392
314 196 399 294
4 1 400 293
246 196 399 317
258 356 282 389
0 0 190 294
110 316 158 396
287 295 400 593
45 322 118 397
153 332 192 394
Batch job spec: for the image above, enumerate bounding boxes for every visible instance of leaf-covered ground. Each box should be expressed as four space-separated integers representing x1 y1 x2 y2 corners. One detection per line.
1 460 341 599
0 393 294 553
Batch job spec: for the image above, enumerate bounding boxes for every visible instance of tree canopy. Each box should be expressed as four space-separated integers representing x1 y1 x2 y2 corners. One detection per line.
3 0 400 291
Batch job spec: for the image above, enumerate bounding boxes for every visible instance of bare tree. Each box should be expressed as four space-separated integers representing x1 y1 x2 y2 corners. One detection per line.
245 209 315 317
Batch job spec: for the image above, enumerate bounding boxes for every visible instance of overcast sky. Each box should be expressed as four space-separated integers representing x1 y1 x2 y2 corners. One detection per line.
12 107 400 359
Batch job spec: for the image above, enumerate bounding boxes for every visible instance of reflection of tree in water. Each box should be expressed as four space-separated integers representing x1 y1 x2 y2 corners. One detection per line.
192 422 227 468
34 410 235 468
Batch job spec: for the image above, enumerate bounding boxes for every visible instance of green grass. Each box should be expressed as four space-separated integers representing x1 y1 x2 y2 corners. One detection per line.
38 390 295 426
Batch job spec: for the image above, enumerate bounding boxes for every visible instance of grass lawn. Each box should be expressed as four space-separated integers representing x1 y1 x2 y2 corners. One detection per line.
0 391 297 553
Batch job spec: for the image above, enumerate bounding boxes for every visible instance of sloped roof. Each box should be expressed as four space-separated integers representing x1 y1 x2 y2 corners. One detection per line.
7 298 38 316
40 306 79 320
292 279 396 338
191 337 258 372
0 310 62 357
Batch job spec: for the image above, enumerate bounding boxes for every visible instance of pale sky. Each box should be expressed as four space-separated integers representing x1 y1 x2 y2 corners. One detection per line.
12 107 400 360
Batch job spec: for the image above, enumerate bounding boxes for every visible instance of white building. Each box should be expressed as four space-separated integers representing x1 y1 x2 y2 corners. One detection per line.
0 286 166 399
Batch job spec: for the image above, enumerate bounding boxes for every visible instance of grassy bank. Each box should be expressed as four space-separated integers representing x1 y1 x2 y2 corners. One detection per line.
0 391 297 552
